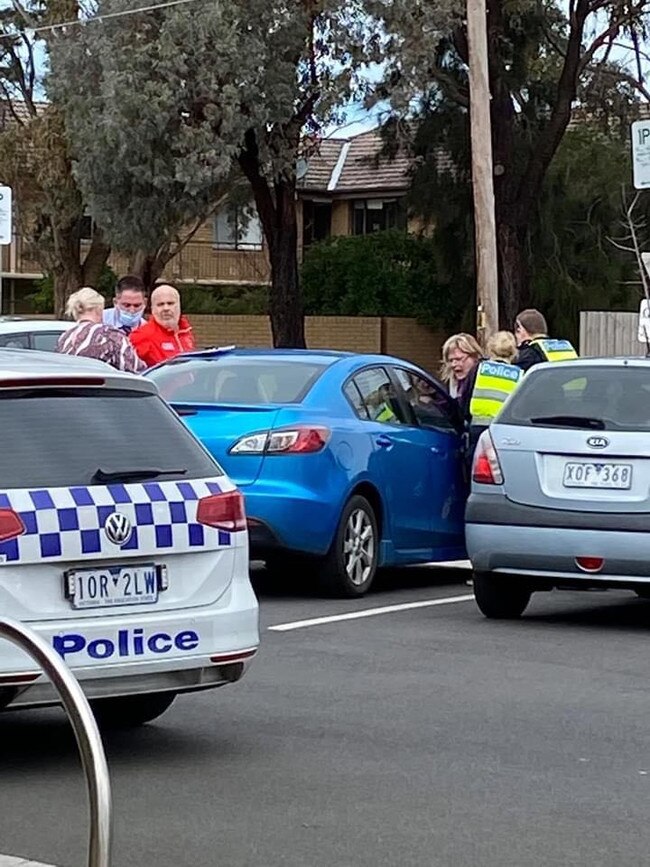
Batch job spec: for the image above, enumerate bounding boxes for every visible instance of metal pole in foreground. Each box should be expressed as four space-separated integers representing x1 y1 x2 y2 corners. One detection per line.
467 0 499 346
0 617 112 867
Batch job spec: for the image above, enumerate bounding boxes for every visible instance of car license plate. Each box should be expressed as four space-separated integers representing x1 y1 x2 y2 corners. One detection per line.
66 564 159 610
563 462 633 490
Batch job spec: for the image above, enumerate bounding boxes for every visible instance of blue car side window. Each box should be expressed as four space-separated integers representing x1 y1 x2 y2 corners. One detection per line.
347 368 407 426
343 380 370 419
393 368 458 433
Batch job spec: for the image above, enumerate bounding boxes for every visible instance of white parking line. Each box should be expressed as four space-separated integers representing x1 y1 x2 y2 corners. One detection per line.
268 594 475 632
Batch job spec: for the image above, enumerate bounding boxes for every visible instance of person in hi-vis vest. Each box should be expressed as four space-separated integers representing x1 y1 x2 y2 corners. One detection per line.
469 331 523 429
514 308 577 371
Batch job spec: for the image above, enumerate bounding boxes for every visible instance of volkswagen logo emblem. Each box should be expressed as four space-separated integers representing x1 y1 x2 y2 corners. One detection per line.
586 435 609 450
104 512 133 546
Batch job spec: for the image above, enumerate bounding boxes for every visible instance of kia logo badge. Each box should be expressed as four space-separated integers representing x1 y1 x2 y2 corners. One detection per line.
104 512 133 546
586 435 609 449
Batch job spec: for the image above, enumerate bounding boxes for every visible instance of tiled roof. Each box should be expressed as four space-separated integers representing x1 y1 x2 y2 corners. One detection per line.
299 129 411 195
0 100 46 131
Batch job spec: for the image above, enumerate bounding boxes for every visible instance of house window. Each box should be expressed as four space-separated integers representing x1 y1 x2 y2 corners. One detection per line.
213 204 264 251
352 199 405 235
303 200 332 247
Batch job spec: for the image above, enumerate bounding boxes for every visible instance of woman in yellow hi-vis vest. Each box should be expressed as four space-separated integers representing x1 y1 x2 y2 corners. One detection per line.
469 332 523 429
514 308 578 371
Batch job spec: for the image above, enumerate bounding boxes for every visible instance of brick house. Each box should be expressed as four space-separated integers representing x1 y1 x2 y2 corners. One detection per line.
1 128 414 312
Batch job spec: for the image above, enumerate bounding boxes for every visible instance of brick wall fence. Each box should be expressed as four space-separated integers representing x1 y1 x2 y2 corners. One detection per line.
191 315 444 375
23 313 445 376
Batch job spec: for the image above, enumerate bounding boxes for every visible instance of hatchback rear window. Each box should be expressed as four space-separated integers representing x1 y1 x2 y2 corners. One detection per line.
148 359 327 405
0 387 219 489
499 365 650 431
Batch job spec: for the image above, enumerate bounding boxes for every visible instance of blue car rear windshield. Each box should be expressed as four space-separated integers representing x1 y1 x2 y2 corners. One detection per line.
499 365 650 431
149 359 328 405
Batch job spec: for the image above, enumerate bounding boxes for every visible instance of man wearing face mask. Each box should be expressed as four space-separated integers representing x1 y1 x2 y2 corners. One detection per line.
103 275 147 334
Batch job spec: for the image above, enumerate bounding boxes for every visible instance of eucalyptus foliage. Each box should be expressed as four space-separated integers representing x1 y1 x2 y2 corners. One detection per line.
49 0 387 343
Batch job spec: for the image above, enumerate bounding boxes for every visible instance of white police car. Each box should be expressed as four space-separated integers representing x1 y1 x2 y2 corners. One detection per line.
0 349 259 725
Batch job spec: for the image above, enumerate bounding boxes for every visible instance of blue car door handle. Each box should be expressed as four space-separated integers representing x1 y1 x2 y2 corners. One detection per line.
376 434 393 449
430 445 442 455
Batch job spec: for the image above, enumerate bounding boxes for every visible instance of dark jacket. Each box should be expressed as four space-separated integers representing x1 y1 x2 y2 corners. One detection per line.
515 339 547 372
456 364 480 423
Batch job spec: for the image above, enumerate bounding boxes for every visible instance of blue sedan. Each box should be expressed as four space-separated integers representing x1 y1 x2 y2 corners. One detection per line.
146 348 467 596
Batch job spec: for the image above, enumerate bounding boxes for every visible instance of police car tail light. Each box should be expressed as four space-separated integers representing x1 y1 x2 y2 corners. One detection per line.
230 427 330 455
472 432 503 485
0 509 25 542
197 491 246 531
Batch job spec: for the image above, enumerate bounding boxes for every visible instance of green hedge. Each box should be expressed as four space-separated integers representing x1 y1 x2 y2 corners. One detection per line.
301 230 469 328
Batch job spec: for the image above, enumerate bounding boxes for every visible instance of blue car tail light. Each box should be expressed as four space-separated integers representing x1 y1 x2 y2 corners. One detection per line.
230 426 330 456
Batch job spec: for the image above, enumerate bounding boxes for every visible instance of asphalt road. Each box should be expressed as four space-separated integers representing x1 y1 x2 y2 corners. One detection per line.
2 568 650 867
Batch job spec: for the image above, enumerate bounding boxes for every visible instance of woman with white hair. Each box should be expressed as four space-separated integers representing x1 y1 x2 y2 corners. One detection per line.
56 286 145 373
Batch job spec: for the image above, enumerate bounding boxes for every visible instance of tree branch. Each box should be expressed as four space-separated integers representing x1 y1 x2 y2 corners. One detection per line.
517 0 591 217
237 128 277 241
578 2 649 74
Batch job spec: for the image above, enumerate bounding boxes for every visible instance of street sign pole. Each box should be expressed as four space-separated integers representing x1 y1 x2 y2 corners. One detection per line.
0 186 13 316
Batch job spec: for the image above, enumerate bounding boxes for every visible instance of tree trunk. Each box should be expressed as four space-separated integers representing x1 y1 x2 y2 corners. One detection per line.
238 131 306 349
497 220 529 328
267 182 305 348
81 229 111 288
51 222 83 317
129 249 168 292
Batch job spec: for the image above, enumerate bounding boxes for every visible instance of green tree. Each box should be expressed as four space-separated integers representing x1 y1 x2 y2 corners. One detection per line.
371 0 650 324
49 0 384 346
403 113 641 342
0 2 110 315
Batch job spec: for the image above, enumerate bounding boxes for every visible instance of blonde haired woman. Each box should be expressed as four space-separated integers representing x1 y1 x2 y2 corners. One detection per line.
56 287 145 373
487 330 518 364
440 332 483 421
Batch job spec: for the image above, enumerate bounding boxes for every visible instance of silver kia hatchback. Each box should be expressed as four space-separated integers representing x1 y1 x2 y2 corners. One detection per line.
466 358 650 618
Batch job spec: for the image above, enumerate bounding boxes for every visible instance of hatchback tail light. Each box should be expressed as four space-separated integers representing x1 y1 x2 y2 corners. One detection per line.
230 426 330 455
0 509 25 542
197 491 246 532
472 431 504 485
576 556 604 573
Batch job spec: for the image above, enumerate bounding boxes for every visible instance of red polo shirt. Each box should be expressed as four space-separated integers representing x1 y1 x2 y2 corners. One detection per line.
130 315 195 368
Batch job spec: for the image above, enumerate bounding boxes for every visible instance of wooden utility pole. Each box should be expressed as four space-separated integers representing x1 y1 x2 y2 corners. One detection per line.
467 0 499 346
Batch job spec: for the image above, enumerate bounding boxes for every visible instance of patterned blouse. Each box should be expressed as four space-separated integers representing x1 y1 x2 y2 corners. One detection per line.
56 321 146 374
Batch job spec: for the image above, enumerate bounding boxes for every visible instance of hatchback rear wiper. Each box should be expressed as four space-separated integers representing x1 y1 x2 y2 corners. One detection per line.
529 415 605 430
91 468 188 483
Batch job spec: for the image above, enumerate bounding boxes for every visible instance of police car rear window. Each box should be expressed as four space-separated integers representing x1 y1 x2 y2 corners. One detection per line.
498 365 650 431
0 387 220 489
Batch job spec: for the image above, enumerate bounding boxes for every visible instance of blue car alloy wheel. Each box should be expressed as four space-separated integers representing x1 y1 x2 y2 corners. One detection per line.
316 494 379 597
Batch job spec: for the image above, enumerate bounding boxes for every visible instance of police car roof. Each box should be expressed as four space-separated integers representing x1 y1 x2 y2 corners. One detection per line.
0 348 157 393
525 356 650 372
0 318 73 334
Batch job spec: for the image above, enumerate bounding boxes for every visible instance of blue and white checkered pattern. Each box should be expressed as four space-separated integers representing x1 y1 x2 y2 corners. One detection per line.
0 477 232 565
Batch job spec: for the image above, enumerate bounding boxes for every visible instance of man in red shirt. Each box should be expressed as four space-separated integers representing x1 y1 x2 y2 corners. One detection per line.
130 283 195 368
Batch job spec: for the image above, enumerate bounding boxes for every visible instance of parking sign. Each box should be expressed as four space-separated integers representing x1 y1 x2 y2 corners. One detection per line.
632 122 650 189
0 186 12 245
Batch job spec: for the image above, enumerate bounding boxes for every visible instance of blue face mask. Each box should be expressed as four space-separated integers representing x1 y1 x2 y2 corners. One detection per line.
118 309 143 328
